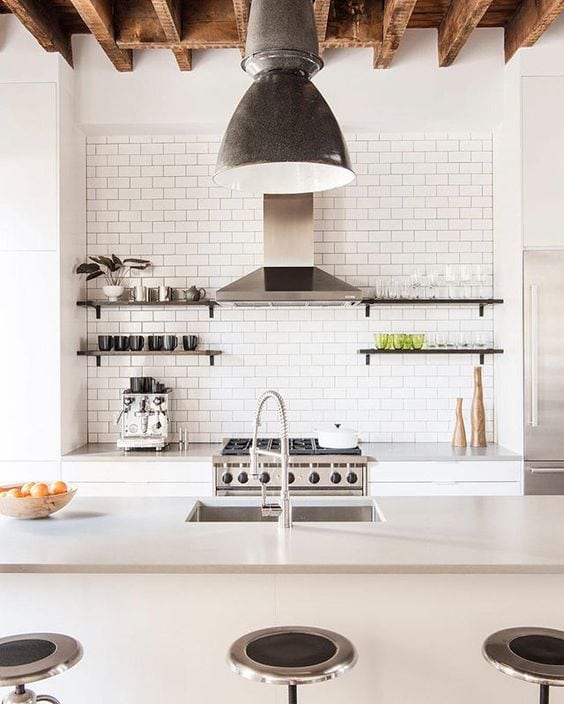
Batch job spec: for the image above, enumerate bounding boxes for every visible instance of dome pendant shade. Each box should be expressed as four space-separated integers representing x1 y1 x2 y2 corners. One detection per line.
213 73 354 195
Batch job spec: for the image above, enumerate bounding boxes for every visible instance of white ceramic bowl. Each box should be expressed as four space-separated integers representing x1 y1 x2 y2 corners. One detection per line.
0 486 77 519
316 425 359 449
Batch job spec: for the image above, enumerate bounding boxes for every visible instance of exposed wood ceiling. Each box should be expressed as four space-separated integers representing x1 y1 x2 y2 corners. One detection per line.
0 0 561 72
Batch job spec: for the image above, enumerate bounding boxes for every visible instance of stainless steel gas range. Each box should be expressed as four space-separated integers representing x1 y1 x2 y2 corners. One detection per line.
213 438 368 496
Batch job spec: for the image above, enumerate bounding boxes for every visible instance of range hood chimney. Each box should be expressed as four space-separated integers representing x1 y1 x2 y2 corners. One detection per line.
215 194 362 307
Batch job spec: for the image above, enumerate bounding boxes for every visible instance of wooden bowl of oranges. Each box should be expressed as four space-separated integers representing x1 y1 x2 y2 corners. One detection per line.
0 481 76 519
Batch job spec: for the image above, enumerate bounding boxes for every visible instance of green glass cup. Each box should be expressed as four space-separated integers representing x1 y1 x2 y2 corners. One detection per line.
393 334 405 350
374 333 389 350
412 333 425 350
403 334 413 350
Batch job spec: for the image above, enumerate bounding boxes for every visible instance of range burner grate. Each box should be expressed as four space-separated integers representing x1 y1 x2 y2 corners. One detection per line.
220 438 361 456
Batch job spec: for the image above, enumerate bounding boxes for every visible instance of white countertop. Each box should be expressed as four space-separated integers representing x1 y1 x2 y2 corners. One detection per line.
63 442 521 462
0 495 559 575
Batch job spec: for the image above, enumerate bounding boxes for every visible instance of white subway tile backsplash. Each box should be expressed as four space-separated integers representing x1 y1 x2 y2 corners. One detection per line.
85 132 495 444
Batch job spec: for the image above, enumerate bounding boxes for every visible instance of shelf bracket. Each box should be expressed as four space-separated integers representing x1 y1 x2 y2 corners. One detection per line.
96 355 101 367
210 355 215 366
365 354 371 366
365 303 370 318
479 304 485 317
209 305 215 319
479 353 484 365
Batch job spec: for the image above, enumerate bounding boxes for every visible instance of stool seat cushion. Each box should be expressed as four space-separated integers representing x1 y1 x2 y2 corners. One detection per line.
228 626 357 686
0 633 83 687
483 627 564 687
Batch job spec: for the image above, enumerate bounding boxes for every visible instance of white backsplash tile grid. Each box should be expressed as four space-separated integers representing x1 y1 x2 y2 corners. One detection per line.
85 132 495 444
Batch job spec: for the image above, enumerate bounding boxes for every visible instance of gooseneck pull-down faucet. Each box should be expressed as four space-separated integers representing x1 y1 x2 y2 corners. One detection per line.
249 390 292 529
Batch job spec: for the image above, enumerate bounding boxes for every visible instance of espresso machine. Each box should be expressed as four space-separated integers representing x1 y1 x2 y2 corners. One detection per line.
117 377 171 451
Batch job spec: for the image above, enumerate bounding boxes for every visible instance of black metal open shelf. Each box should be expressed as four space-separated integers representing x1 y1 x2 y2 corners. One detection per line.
77 349 222 367
358 348 504 366
362 298 503 318
77 299 217 319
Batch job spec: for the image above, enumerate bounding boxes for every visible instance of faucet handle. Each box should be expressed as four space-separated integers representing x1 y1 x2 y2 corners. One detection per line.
261 503 282 518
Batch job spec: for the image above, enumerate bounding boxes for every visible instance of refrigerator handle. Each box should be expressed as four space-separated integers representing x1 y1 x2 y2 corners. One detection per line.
530 284 539 427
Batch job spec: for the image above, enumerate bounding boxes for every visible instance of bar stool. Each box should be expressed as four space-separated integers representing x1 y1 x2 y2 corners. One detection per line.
228 626 357 703
483 627 564 703
0 633 82 704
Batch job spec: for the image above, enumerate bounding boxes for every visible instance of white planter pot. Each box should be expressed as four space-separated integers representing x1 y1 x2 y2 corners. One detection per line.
102 285 124 302
316 425 359 449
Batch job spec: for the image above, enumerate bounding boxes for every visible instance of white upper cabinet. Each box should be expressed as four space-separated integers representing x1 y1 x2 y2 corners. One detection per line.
523 77 564 249
0 83 57 252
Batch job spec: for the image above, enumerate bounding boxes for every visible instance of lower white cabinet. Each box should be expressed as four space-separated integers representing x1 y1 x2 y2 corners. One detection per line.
368 461 522 496
62 461 213 497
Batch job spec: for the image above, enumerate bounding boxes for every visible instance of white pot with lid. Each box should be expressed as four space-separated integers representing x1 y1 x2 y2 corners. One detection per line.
316 424 359 449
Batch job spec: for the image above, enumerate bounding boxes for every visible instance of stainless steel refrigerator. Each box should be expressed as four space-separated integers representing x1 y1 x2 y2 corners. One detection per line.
524 250 564 493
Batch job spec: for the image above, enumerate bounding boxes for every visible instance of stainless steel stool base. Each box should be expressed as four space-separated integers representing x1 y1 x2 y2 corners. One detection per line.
2 685 61 704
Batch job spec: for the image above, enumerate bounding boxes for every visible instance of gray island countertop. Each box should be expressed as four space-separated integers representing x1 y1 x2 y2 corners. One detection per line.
0 495 560 575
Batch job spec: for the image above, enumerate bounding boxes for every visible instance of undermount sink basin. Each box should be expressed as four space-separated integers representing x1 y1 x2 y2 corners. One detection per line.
186 498 384 523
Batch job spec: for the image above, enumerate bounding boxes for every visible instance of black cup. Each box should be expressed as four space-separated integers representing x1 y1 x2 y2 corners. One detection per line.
130 377 145 393
182 335 199 351
129 335 145 352
148 335 164 351
163 335 178 351
113 335 130 352
156 382 166 393
98 335 113 351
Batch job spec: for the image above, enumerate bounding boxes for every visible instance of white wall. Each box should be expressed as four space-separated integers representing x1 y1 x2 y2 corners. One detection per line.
73 28 505 133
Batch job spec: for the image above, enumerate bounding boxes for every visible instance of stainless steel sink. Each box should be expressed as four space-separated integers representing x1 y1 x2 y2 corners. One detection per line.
186 499 384 523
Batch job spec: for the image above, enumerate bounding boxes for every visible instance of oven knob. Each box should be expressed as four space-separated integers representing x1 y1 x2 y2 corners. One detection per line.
237 472 249 484
288 472 295 485
259 472 270 485
222 472 233 485
309 471 320 485
330 472 342 484
346 472 358 484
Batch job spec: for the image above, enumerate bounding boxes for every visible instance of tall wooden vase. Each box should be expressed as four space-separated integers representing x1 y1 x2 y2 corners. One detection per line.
452 398 467 448
471 366 487 447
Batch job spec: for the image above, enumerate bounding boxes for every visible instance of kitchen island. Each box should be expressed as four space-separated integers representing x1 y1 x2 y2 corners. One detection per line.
0 495 558 704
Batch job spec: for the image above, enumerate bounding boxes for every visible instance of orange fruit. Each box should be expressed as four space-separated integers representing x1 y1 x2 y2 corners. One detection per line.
29 483 49 498
7 488 23 498
21 482 35 497
49 481 68 496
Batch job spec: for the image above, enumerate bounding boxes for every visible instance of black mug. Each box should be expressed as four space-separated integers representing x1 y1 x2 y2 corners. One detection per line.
182 335 199 351
130 377 145 393
113 335 130 352
148 335 164 351
129 335 144 351
98 335 113 351
162 335 178 351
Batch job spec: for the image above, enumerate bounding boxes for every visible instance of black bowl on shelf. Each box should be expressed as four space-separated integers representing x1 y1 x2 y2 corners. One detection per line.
98 335 113 351
129 335 145 351
162 335 178 351
182 335 199 351
148 335 164 351
113 335 130 352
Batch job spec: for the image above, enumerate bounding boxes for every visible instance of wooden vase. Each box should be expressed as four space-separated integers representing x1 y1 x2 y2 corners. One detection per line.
471 366 487 447
452 398 467 448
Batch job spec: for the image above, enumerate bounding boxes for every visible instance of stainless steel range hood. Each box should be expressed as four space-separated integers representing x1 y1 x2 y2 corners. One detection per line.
216 194 362 307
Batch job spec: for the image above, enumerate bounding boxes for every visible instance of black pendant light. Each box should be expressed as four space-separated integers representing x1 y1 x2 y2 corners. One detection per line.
213 0 355 195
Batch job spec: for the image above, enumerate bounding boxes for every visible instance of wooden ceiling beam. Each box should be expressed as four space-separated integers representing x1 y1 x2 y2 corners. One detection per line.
232 0 249 43
314 0 332 43
2 0 73 66
505 0 564 63
438 0 495 67
373 0 418 69
148 0 192 70
67 0 132 71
